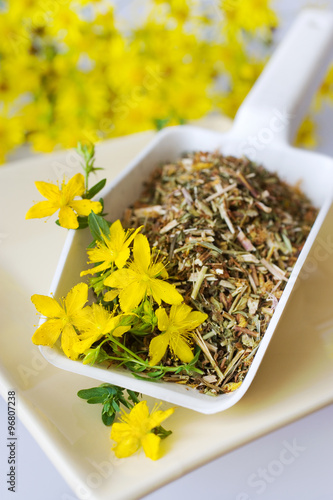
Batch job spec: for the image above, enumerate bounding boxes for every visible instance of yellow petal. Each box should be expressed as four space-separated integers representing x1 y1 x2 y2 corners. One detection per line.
34 181 60 201
31 294 64 318
80 262 109 277
32 318 63 346
64 283 88 316
112 325 131 337
170 334 194 363
114 247 130 269
58 206 78 229
118 281 147 312
72 307 93 332
180 311 208 331
148 407 174 429
77 328 96 341
141 433 161 461
155 307 169 332
169 303 192 324
104 268 137 289
70 199 102 216
126 225 143 246
80 245 112 275
223 381 242 393
61 323 80 360
112 436 140 459
91 302 112 325
126 400 150 425
109 219 125 247
86 244 111 265
149 279 183 306
149 332 170 366
110 422 132 442
169 305 207 331
133 234 151 272
63 173 85 199
73 334 100 354
104 289 120 302
150 261 168 279
25 201 58 219
101 315 119 334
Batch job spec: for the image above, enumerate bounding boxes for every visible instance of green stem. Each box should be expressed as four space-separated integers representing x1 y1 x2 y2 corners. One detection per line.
85 169 89 195
107 335 144 363
102 348 203 375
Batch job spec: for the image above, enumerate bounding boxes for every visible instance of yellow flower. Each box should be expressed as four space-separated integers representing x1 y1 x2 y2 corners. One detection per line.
25 173 102 229
317 65 333 107
149 304 207 366
0 112 24 164
0 0 282 159
294 116 318 149
73 303 131 356
31 283 91 360
104 234 183 312
222 0 278 35
223 381 242 393
111 401 174 460
29 132 59 153
81 220 142 276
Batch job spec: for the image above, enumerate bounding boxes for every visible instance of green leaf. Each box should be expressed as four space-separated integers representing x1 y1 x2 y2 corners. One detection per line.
153 425 172 439
100 384 117 396
147 370 164 378
111 400 120 413
78 383 142 427
103 401 111 412
98 197 104 213
86 395 108 404
102 412 115 426
87 240 97 249
123 361 147 373
88 211 110 242
96 349 111 364
85 179 107 200
77 387 110 401
77 388 98 400
126 390 140 405
118 394 131 409
76 216 89 229
82 346 101 365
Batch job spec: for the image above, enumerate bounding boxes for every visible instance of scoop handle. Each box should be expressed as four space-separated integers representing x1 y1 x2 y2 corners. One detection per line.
231 9 333 145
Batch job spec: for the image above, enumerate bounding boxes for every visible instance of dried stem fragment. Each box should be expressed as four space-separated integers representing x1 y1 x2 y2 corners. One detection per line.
194 330 224 382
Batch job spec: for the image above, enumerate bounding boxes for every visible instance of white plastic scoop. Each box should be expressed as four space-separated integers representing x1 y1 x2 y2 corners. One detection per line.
41 9 333 413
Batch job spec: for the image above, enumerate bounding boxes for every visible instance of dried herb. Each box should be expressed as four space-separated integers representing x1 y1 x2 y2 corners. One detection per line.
121 151 318 395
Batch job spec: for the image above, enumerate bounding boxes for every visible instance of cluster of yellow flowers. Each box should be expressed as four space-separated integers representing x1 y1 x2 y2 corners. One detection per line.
30 221 207 366
2 0 329 164
27 165 207 459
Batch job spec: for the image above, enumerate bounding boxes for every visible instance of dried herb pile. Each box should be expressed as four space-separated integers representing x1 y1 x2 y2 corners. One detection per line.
123 151 318 394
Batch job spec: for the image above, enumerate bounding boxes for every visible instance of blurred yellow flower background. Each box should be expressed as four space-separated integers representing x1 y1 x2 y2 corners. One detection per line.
0 0 332 163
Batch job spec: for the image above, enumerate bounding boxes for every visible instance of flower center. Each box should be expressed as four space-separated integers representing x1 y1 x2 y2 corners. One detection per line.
59 191 68 208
